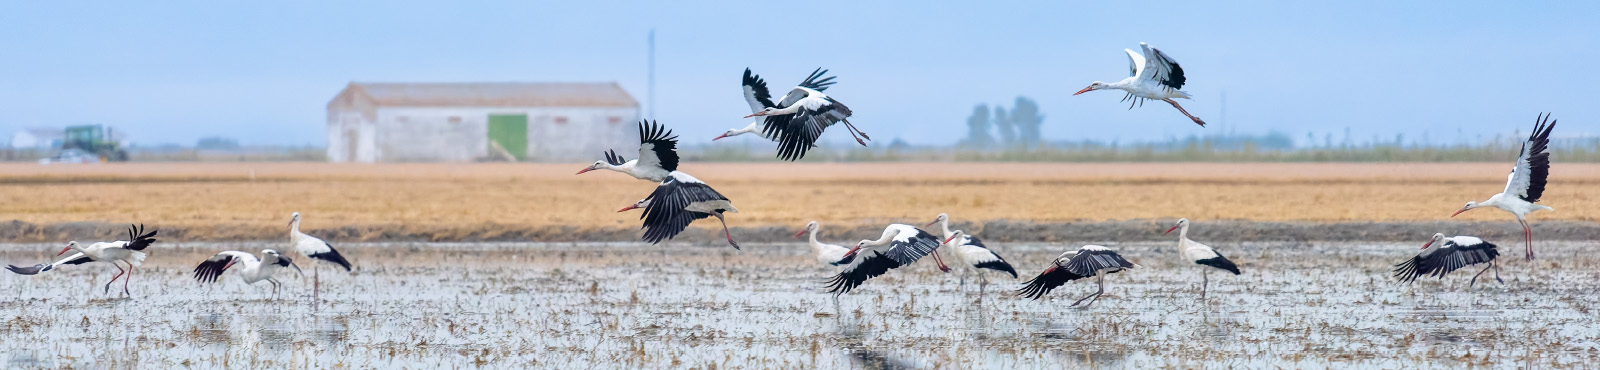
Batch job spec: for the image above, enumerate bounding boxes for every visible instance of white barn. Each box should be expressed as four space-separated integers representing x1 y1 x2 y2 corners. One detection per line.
326 82 640 162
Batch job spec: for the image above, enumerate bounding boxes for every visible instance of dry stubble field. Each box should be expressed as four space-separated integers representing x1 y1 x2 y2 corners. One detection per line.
0 162 1596 240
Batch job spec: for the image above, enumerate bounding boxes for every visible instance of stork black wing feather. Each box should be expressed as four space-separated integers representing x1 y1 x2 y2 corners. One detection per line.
824 252 901 296
122 224 158 251
1017 267 1086 300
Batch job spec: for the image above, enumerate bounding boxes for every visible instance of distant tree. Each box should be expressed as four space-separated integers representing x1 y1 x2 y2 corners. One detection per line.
961 104 993 148
994 106 1015 147
1010 97 1044 149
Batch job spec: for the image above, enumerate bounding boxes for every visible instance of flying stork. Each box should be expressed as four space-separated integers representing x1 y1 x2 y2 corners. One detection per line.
825 224 949 296
720 68 869 161
5 224 158 296
1017 245 1139 308
617 171 740 249
577 120 679 182
1393 233 1503 288
289 212 352 299
192 249 304 300
1074 42 1206 127
1163 218 1241 299
1451 113 1556 261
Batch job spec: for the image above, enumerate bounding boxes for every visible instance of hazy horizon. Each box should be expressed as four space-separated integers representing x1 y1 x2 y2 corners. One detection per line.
2 1 1594 147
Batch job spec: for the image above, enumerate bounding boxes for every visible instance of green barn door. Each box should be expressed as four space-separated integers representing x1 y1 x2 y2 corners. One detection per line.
487 114 528 160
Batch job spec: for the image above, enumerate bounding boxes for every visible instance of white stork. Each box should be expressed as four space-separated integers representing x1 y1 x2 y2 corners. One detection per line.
794 221 853 266
1393 233 1503 288
924 213 1018 293
1163 218 1241 299
577 120 679 182
714 68 838 142
1074 42 1206 127
616 171 740 249
825 224 949 295
5 224 157 296
289 212 352 298
721 68 868 161
1452 113 1556 261
1017 245 1139 307
192 249 304 300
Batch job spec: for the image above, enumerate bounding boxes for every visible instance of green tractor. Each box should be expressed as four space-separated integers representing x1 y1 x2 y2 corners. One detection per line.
61 125 129 162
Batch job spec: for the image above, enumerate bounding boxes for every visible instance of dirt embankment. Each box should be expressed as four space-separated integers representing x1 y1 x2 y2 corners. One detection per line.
4 219 1595 245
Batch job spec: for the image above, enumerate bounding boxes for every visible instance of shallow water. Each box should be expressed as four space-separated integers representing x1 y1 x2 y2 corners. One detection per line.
0 240 1597 368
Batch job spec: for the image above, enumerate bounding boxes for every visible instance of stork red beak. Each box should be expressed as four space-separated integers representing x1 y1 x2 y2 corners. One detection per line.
793 229 806 239
56 247 70 256
576 166 596 175
223 260 237 271
1450 208 1468 218
617 204 640 212
712 134 729 141
943 235 959 244
842 246 861 259
1164 225 1180 235
742 113 762 119
1074 86 1094 95
1421 240 1434 250
924 220 938 228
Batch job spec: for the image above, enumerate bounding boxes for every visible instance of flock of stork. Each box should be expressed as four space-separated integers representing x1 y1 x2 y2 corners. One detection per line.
2 43 1562 307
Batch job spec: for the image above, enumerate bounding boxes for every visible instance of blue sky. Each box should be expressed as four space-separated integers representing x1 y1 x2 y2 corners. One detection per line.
0 1 1594 147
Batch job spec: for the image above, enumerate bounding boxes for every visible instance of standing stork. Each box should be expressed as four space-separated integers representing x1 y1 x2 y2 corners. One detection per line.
192 249 304 300
616 171 740 249
5 224 157 296
1163 218 1241 299
289 212 352 299
925 213 1018 294
794 221 853 266
1451 113 1556 261
1393 233 1503 288
1017 245 1139 307
825 224 949 296
1074 42 1206 127
726 68 868 161
576 120 679 182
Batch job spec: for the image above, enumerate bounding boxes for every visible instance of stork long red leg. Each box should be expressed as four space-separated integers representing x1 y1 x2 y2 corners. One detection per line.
104 261 126 294
713 212 739 250
929 250 950 272
841 118 870 141
123 263 134 296
1163 98 1207 127
1521 218 1534 261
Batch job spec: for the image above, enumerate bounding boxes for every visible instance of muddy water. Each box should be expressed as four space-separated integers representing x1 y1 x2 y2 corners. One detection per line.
0 240 1597 368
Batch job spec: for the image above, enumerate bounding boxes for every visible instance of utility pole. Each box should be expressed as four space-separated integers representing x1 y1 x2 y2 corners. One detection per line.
648 29 655 120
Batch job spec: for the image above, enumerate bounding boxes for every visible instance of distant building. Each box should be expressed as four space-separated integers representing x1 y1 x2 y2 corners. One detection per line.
10 128 63 150
325 82 640 162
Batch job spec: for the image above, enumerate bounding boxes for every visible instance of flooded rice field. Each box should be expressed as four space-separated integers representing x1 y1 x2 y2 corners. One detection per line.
2 240 1599 368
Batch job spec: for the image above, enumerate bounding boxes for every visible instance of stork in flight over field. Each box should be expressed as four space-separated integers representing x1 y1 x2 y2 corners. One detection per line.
617 171 740 249
1451 113 1556 261
1393 233 1503 288
192 249 304 300
719 68 868 161
577 120 680 182
1163 218 1241 299
6 224 158 296
1074 42 1206 127
825 224 949 296
289 212 353 299
1018 245 1139 308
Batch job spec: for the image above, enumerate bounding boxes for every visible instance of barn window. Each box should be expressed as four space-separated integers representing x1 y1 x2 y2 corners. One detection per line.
608 116 622 124
554 116 568 125
448 116 462 124
396 116 409 123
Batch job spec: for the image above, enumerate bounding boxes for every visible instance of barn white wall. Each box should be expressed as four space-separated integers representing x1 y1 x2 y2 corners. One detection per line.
328 106 639 162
